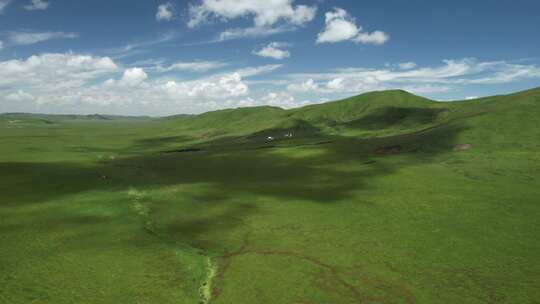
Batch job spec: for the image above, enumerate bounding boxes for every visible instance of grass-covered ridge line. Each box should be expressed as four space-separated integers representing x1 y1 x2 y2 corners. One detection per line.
0 87 539 303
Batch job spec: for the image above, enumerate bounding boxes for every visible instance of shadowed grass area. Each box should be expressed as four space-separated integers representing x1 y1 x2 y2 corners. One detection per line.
0 121 465 208
346 107 447 130
1 88 540 303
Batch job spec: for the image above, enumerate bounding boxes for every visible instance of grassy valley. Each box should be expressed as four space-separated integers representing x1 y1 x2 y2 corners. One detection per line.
1 87 539 303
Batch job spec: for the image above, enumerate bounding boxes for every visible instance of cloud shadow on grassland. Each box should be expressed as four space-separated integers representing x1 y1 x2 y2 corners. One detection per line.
0 123 464 204
0 121 466 249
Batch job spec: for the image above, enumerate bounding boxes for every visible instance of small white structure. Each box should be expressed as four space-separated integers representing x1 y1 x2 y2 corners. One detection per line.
267 136 274 141
284 132 293 138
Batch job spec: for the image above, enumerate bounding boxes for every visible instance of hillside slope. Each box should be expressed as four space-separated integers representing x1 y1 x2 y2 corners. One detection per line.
155 87 540 151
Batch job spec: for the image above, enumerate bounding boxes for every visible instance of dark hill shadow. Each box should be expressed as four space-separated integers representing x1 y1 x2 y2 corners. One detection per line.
131 135 195 150
346 107 447 130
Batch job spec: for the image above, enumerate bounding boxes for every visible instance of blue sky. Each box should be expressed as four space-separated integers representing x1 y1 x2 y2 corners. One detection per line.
1 0 539 115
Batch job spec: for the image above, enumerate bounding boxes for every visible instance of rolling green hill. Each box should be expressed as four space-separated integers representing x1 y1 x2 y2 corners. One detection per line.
0 87 539 304
164 90 442 140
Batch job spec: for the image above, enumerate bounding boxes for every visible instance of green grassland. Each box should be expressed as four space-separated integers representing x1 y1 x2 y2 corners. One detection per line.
1 87 539 303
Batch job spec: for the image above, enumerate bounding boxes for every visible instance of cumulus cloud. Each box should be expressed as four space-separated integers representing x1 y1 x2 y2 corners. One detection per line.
188 0 316 28
73 71 251 109
354 31 389 45
8 31 78 45
317 8 388 45
260 92 312 109
227 92 309 109
188 0 316 41
261 92 299 108
163 72 248 100
0 53 119 106
3 52 539 115
326 77 345 91
253 42 290 60
156 3 173 21
0 52 283 114
316 8 358 43
23 0 49 11
0 53 117 90
156 60 227 73
287 78 319 92
238 90 316 109
120 68 148 86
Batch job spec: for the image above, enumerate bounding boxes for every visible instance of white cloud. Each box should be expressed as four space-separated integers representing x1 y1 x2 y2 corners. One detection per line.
0 52 259 113
224 97 257 108
2 52 539 115
261 92 295 108
68 71 251 109
465 96 479 100
398 62 417 70
403 85 451 94
261 92 312 108
0 53 117 90
253 42 290 60
218 25 293 41
0 53 119 107
287 78 319 92
23 0 49 11
5 90 35 102
0 0 12 13
234 64 282 77
225 91 311 109
188 0 316 41
316 8 358 43
163 72 248 100
326 77 345 91
120 68 148 86
156 3 173 21
353 31 389 45
102 67 149 91
104 32 175 58
156 60 227 73
188 0 317 28
286 58 540 95
463 62 540 84
316 8 389 45
8 31 78 45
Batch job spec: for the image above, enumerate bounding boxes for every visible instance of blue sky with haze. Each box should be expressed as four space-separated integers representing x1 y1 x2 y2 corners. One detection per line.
1 0 539 115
